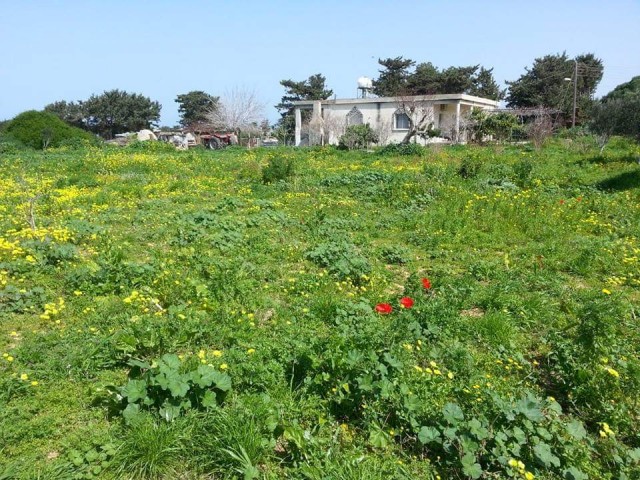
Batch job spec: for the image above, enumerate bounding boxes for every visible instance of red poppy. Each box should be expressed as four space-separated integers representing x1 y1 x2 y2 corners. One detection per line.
421 278 432 290
375 303 393 314
400 297 414 309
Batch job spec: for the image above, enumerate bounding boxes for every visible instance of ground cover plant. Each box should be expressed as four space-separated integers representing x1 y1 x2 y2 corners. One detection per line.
1 136 639 479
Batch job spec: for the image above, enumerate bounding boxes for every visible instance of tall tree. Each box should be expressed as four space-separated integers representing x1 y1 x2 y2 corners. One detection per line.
83 90 161 138
406 62 441 95
372 57 415 97
437 65 479 94
591 76 640 149
206 87 264 135
601 75 640 102
376 59 502 98
175 91 219 127
43 100 85 129
469 67 504 100
506 52 603 123
275 73 333 143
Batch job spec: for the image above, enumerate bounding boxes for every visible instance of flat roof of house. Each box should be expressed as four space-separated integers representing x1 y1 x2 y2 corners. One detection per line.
292 93 499 108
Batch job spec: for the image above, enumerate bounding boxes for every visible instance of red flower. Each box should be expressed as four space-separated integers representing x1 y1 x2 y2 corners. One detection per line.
421 277 432 290
375 303 393 314
400 297 414 309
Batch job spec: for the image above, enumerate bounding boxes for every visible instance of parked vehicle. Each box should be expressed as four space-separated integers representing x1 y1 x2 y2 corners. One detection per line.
200 132 237 149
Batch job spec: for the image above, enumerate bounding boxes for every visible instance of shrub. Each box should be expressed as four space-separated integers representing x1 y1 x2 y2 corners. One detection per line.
377 142 426 156
3 110 95 149
262 155 295 183
458 153 483 178
306 240 371 283
339 124 378 150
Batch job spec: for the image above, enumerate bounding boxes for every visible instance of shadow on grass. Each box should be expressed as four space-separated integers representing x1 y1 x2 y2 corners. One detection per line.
595 169 640 192
582 154 640 165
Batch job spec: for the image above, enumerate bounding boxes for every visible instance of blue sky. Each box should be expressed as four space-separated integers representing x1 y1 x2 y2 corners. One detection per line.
1 0 639 126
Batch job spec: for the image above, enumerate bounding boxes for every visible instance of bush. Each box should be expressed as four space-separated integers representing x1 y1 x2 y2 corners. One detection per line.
3 110 95 149
338 124 378 150
377 142 426 156
262 155 295 184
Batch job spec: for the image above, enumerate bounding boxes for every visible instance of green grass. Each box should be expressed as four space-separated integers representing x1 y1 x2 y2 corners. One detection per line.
1 137 639 479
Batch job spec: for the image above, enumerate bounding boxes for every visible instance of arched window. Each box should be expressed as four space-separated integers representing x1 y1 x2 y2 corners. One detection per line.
394 109 410 130
346 106 363 126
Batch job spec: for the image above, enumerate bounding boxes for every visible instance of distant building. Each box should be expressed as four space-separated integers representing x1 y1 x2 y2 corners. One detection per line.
292 94 499 146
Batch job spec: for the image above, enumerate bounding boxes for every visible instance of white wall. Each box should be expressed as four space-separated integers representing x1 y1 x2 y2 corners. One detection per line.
301 97 496 146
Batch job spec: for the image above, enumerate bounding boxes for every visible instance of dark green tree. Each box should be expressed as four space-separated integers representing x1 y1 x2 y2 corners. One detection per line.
175 91 219 127
506 52 603 123
469 67 504 100
590 78 640 149
438 65 479 94
43 100 86 129
4 110 94 149
406 62 441 95
372 57 415 97
83 90 161 138
377 59 502 99
275 74 333 144
601 75 640 102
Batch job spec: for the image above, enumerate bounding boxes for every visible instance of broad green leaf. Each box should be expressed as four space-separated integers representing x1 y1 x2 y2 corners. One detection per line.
468 418 489 440
516 395 544 422
201 390 217 408
443 402 465 424
629 447 640 463
127 358 151 370
122 403 141 424
564 466 588 480
195 364 219 388
369 428 389 448
383 352 402 369
159 353 181 371
461 453 482 479
418 426 440 444
121 379 147 402
566 420 586 440
534 442 561 467
403 395 420 412
167 374 190 398
211 371 232 392
159 403 181 422
378 379 393 398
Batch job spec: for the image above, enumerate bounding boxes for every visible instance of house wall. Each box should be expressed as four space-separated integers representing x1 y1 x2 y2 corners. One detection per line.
296 95 497 146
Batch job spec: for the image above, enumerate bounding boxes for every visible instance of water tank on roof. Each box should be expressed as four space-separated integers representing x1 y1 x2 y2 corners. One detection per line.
357 76 373 98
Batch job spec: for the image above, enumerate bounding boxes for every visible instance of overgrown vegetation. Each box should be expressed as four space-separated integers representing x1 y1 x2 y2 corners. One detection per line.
2 110 96 149
1 136 639 478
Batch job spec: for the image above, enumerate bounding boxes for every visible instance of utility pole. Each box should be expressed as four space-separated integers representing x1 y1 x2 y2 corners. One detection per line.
572 60 578 128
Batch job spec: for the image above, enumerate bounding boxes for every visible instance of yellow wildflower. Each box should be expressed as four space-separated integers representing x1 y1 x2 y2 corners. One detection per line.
605 367 620 378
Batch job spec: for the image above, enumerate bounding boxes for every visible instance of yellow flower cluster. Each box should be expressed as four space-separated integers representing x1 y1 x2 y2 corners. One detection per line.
599 422 614 438
508 459 534 479
412 359 454 379
40 297 65 322
123 290 164 314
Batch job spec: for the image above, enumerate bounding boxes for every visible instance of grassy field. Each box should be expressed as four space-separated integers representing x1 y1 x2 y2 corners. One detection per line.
1 136 639 479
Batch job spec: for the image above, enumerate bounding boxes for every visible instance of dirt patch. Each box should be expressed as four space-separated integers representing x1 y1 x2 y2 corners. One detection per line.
460 307 485 318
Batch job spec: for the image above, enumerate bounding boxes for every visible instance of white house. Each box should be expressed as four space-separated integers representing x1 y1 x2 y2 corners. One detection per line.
292 93 499 146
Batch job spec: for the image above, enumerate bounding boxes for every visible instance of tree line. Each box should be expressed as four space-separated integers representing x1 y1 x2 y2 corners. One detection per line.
274 52 638 144
36 51 639 144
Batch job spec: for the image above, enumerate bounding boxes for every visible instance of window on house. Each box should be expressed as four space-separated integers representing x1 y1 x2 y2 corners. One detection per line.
394 111 410 130
346 106 363 126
